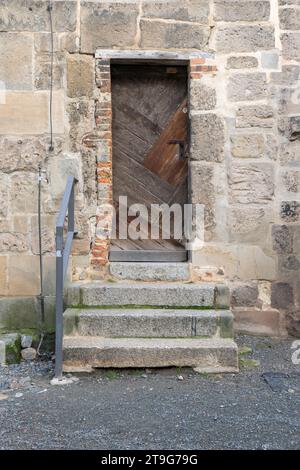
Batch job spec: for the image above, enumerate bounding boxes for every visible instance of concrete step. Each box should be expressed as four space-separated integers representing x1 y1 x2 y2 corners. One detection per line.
64 308 233 339
67 282 229 309
63 337 238 373
109 262 190 281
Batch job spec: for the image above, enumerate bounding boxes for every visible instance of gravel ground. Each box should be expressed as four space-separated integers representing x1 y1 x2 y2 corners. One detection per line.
0 335 299 450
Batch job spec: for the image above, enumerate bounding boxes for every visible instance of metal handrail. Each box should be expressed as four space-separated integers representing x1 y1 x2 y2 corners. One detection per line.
55 176 77 379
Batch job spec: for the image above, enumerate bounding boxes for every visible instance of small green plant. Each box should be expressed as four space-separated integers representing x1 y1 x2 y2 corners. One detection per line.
104 370 119 380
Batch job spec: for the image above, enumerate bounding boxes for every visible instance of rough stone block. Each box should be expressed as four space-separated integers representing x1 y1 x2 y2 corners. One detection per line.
271 282 294 309
78 282 217 308
0 137 48 173
0 233 28 253
236 105 274 128
140 19 210 49
0 33 33 90
230 134 264 158
279 254 300 272
190 162 215 235
190 80 217 111
280 7 300 30
64 308 229 339
272 225 293 254
231 283 259 308
226 56 258 69
80 2 139 53
109 262 190 282
67 55 95 98
280 201 300 223
228 73 267 102
214 1 270 21
215 25 274 53
190 114 225 162
0 1 77 32
142 0 210 23
281 32 300 61
63 337 238 372
229 162 274 204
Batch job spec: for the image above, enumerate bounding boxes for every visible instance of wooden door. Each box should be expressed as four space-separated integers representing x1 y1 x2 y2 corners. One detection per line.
110 64 189 262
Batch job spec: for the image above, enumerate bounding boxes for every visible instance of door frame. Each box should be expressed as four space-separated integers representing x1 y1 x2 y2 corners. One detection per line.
90 50 216 268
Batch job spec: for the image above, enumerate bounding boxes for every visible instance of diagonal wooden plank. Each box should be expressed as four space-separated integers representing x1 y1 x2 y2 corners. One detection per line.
143 98 189 187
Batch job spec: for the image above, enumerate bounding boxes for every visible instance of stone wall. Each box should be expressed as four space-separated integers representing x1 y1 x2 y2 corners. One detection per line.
0 0 299 338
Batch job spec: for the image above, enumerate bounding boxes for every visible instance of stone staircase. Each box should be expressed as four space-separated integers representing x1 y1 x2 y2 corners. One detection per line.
63 263 238 373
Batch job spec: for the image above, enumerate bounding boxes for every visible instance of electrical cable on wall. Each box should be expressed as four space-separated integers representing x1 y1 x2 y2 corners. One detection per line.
47 0 54 152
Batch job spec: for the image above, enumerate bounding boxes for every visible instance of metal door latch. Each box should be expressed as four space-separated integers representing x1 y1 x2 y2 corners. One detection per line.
168 140 186 161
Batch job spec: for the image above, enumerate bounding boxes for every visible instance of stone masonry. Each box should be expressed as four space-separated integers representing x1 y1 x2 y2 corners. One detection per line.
0 1 299 338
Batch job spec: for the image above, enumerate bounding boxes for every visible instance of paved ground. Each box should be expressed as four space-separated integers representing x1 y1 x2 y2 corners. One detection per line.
0 335 299 450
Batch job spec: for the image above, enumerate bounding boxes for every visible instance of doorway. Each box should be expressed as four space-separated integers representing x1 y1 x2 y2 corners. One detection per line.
110 64 189 262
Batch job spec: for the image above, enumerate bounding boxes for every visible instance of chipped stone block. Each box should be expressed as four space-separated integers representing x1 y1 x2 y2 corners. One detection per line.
230 134 264 158
190 114 225 162
226 56 258 69
272 225 293 254
80 2 138 53
276 88 300 116
228 73 267 102
229 163 274 204
140 19 210 49
236 105 274 128
215 25 274 53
